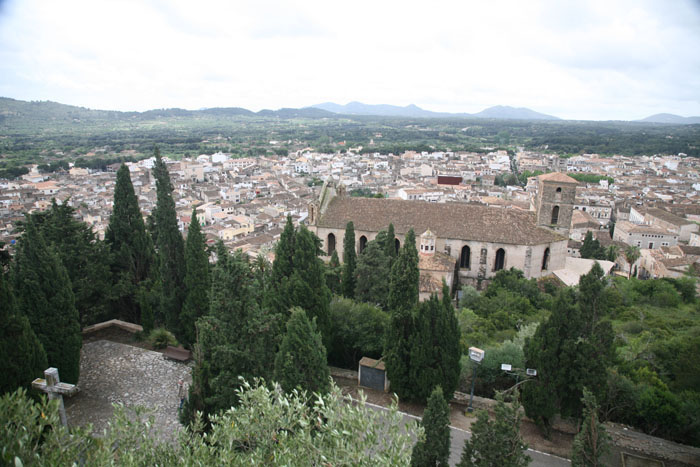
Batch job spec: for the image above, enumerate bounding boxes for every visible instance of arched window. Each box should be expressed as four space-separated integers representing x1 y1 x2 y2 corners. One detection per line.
326 233 336 255
551 205 560 225
359 235 367 254
542 247 550 271
460 245 471 270
395 238 400 254
556 187 562 193
494 248 505 271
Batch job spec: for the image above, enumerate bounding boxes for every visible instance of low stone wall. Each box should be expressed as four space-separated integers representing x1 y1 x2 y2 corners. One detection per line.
82 319 143 335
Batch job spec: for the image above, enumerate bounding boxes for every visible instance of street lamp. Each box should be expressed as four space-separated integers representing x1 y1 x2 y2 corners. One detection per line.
467 347 484 413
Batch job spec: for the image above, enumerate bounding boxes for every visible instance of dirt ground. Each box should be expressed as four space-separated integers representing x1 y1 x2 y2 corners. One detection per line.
333 376 574 459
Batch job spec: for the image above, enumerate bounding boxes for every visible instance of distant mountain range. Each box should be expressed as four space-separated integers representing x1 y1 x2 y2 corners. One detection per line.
1 96 698 124
636 113 700 125
312 101 561 120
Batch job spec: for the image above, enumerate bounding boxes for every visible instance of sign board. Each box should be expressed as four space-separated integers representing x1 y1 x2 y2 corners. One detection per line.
501 364 512 371
468 347 485 363
526 368 537 377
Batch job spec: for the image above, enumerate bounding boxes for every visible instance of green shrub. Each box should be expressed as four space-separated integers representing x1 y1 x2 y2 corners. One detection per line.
148 328 178 349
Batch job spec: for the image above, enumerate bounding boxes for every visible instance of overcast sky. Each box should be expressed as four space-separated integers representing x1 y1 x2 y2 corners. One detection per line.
1 0 699 120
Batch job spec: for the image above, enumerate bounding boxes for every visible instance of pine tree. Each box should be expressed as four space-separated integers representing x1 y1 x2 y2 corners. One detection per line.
0 268 47 394
180 208 210 347
325 250 342 295
288 225 332 347
458 391 531 467
355 237 390 308
13 219 81 384
385 229 419 400
274 307 331 395
571 389 610 467
411 386 451 467
106 163 155 324
29 200 111 326
152 148 186 338
580 231 604 260
342 221 357 298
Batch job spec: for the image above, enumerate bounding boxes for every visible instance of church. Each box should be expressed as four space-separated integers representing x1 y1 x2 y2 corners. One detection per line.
308 172 577 295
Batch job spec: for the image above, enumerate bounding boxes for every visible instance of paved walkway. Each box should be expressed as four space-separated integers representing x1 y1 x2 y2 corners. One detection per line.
64 340 192 441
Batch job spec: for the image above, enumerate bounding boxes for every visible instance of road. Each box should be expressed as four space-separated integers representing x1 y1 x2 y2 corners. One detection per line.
364 401 570 467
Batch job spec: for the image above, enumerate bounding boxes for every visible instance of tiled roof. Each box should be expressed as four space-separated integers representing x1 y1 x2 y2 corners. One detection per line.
537 172 578 184
317 197 565 246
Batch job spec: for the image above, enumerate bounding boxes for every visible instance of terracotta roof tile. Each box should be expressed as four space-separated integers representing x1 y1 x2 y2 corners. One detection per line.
317 197 565 246
537 172 579 184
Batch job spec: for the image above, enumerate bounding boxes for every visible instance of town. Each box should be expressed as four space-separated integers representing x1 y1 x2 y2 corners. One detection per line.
2 149 699 283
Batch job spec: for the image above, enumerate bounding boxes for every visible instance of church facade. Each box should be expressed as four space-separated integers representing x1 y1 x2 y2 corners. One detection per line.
308 173 576 291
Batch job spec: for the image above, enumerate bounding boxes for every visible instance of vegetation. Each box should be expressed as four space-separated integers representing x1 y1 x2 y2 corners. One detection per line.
12 218 81 384
147 327 178 350
180 209 210 347
457 391 531 467
1 382 418 466
411 386 451 467
152 147 186 338
567 173 614 185
571 389 609 467
342 221 357 298
327 297 389 369
274 307 331 395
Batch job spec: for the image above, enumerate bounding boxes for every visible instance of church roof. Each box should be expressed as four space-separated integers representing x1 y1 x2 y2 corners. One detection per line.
317 197 565 246
537 172 578 184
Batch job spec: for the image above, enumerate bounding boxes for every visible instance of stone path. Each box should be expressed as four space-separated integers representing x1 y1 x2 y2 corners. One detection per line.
64 340 192 441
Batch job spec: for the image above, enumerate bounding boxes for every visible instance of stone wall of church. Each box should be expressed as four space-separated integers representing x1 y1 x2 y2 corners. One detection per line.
312 225 567 284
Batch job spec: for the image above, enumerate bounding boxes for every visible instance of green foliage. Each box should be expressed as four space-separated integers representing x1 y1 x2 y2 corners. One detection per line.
106 163 155 324
342 221 357 298
274 307 331 395
267 215 296 316
180 209 210 346
0 271 47 394
28 200 111 326
327 297 389 369
523 264 614 433
411 386 451 467
325 250 342 295
457 391 531 467
388 229 419 313
355 236 391 308
624 246 640 278
567 173 614 185
571 389 609 467
13 219 81 384
152 147 186 338
580 231 606 260
147 327 178 350
185 248 279 423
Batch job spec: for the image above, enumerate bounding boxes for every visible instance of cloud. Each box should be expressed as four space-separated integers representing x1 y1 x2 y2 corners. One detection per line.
0 0 698 119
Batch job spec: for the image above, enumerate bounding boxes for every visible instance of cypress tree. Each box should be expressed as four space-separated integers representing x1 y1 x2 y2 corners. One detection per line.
266 215 296 316
342 221 357 298
184 245 278 424
388 229 419 313
0 268 47 394
274 307 331 395
458 391 531 467
571 389 610 467
106 163 154 324
411 386 451 467
325 250 342 295
29 200 111 326
152 148 186 337
180 208 210 347
409 289 461 403
385 223 397 266
355 237 391 308
288 225 332 347
14 219 81 384
385 229 419 400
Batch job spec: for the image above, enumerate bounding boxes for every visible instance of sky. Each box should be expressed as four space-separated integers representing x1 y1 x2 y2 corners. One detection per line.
1 0 699 120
